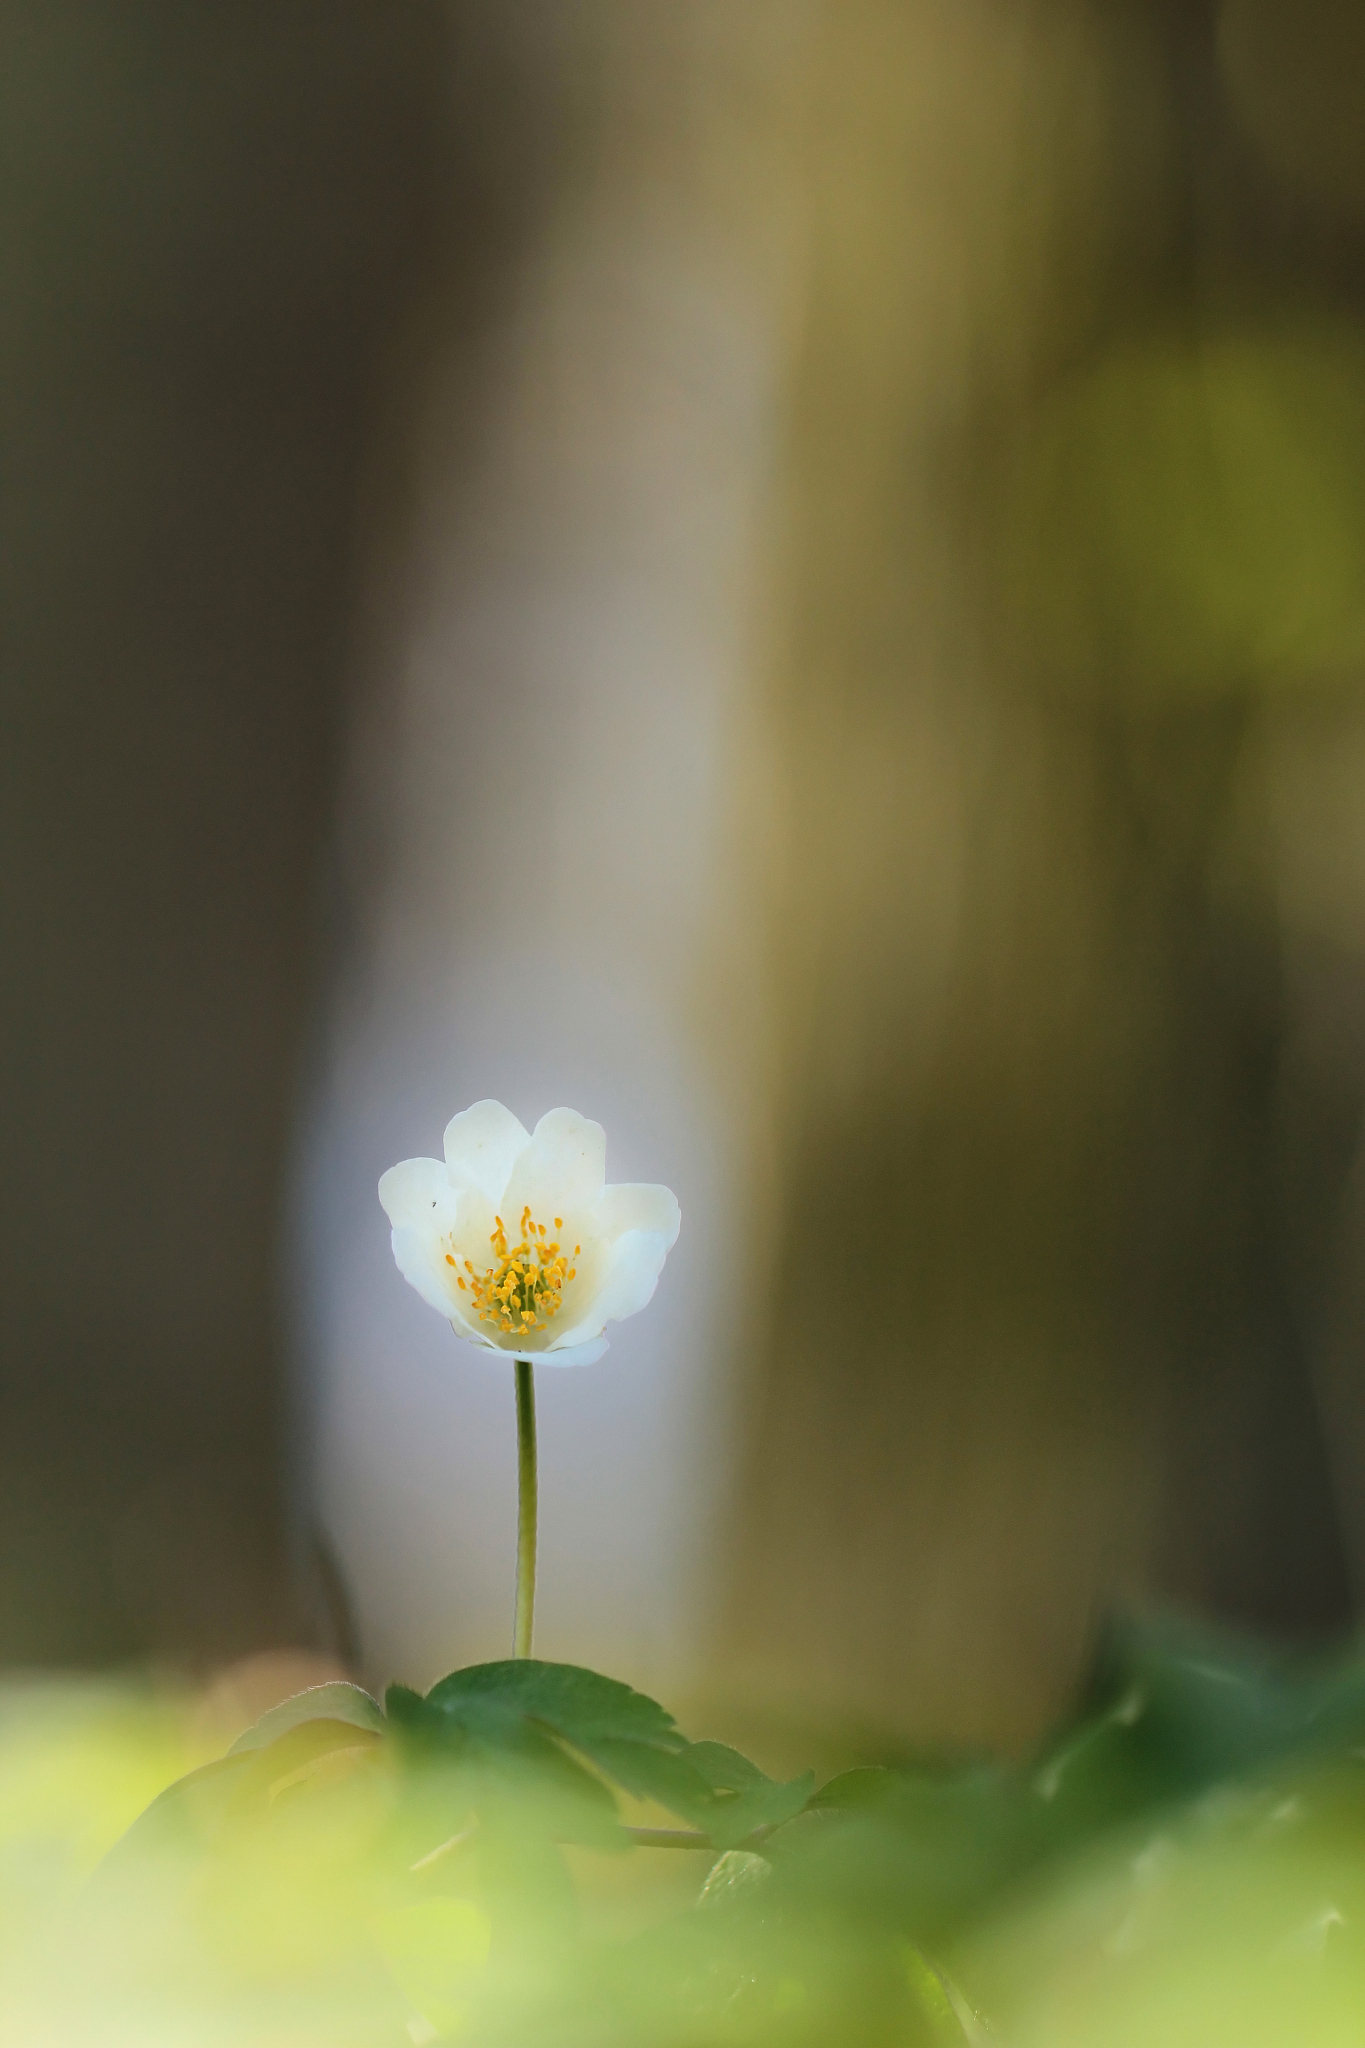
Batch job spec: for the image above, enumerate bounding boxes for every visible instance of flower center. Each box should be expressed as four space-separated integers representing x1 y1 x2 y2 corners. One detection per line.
446 1207 580 1337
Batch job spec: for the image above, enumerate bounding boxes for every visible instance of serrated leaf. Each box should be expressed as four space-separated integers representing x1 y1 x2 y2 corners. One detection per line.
685 1741 770 1794
586 1737 717 1826
415 1660 810 1847
679 1741 814 1845
421 1660 698 1836
706 1771 816 1849
389 1672 625 1850
228 1681 385 1755
426 1660 684 1752
385 1683 448 1741
811 1766 900 1811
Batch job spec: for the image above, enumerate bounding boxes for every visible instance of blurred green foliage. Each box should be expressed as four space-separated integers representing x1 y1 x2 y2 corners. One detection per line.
5 1618 1365 2041
1005 324 1365 697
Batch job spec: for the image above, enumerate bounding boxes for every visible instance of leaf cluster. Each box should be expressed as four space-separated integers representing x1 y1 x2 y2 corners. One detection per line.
386 1658 813 1850
88 1615 1365 2046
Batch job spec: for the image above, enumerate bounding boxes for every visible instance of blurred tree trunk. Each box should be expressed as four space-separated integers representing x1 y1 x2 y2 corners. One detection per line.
0 4 469 1664
714 0 1360 1748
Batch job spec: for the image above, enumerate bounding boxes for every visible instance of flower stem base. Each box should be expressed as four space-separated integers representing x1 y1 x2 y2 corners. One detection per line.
513 1358 537 1658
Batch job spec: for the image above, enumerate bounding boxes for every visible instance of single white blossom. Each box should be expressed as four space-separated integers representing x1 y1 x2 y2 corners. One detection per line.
379 1100 681 1367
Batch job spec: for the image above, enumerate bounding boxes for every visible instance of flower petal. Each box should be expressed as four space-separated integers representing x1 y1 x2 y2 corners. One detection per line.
389 1222 462 1322
502 1107 607 1220
500 1334 609 1369
442 1099 531 1203
378 1155 456 1229
550 1228 674 1350
592 1181 681 1247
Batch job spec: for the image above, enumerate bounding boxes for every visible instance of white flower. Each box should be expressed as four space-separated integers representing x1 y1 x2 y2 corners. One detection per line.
378 1100 681 1367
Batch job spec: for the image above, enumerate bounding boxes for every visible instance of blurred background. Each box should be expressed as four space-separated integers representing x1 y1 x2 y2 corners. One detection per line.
5 0 1365 1754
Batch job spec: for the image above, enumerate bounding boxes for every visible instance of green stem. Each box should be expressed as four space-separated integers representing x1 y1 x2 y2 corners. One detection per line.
513 1357 538 1658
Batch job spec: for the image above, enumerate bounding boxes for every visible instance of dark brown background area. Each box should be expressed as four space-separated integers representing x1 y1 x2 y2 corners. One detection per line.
0 4 466 1664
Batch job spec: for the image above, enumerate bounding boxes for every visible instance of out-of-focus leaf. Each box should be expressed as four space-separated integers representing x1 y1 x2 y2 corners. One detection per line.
684 1740 815 1846
697 1848 773 1911
904 1947 971 2044
584 1736 715 1826
686 1741 766 1792
1066 1610 1360 1812
959 1754 1365 2047
52 1623 1365 2048
94 1752 258 1879
713 1784 817 1846
783 1617 1365 1954
767 1770 1030 1946
97 1716 386 1883
374 1896 491 2039
228 1681 385 1754
812 1765 903 1811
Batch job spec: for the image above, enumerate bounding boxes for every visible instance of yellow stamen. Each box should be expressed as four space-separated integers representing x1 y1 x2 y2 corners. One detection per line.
446 1203 579 1341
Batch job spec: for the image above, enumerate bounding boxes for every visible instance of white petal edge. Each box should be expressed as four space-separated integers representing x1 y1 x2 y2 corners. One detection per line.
550 1228 673 1350
454 1331 610 1369
502 1107 607 1220
390 1222 466 1325
442 1099 531 1202
378 1155 456 1228
593 1181 680 1246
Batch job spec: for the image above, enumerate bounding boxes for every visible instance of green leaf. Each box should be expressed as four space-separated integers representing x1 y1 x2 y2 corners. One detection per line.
697 1847 773 1910
389 1672 626 1850
584 1736 716 1826
682 1741 814 1846
710 1772 815 1848
904 1949 974 2044
228 1681 385 1755
426 1660 684 1752
420 1660 700 1835
93 1713 380 1890
685 1741 769 1794
811 1766 901 1811
414 1661 811 1847
770 1762 1029 1942
94 1753 258 1880
385 1683 446 1741
375 1897 491 2038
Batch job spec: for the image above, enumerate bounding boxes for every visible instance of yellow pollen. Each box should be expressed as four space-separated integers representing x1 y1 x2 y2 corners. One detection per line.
449 1205 578 1340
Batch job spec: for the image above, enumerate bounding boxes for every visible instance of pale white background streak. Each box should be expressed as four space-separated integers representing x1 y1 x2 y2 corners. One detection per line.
291 165 787 1695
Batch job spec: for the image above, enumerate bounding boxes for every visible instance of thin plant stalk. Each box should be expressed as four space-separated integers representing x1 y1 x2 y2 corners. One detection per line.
513 1357 538 1658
